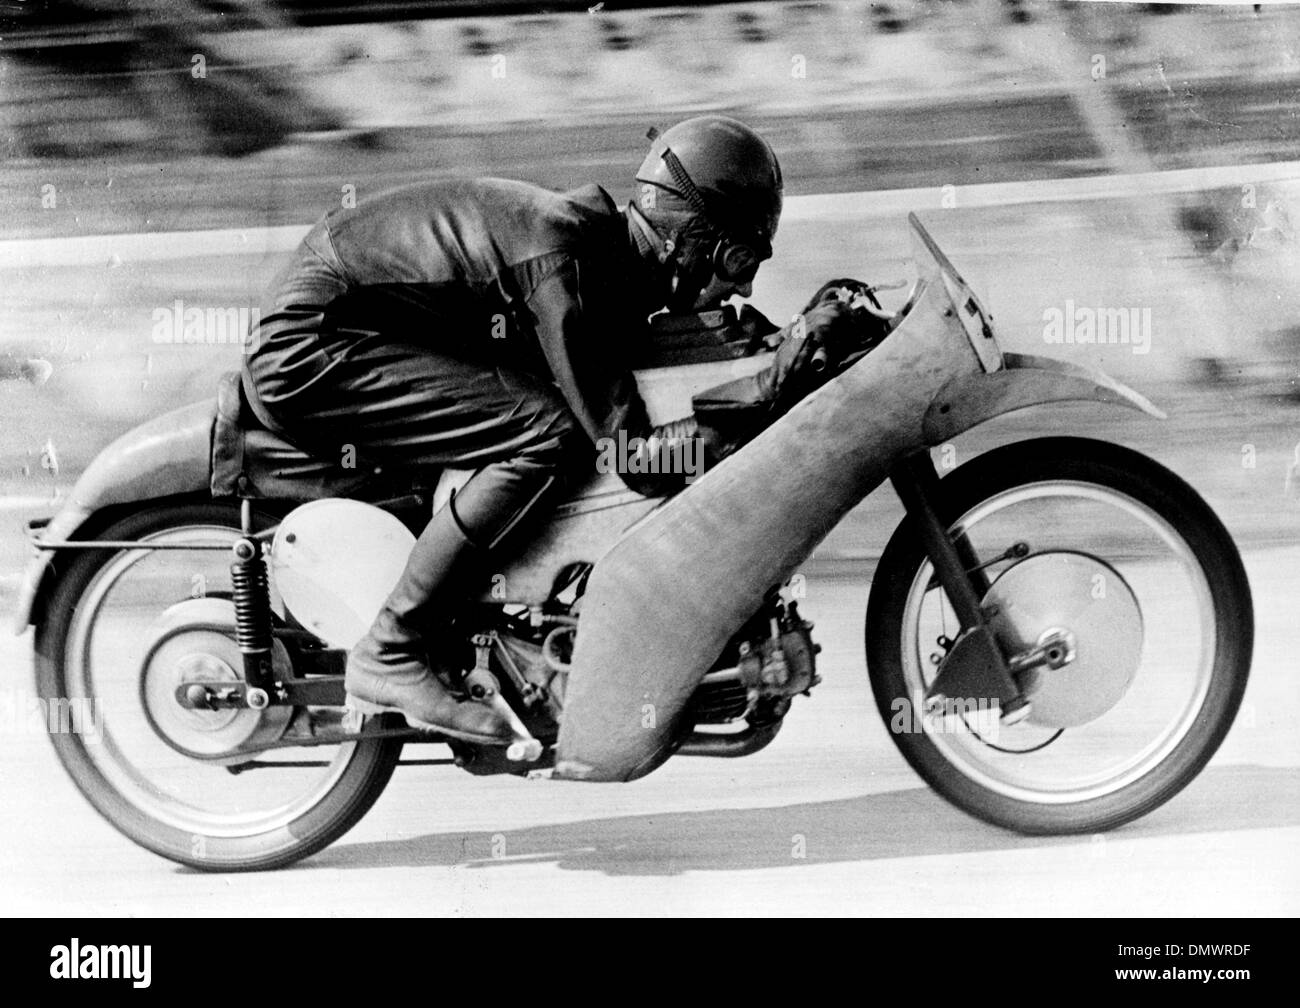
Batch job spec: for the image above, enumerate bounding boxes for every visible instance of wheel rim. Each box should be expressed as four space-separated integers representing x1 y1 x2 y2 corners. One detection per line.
63 523 360 839
899 480 1217 805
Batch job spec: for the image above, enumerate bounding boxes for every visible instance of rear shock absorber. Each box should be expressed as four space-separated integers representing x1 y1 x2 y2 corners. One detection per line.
231 536 276 705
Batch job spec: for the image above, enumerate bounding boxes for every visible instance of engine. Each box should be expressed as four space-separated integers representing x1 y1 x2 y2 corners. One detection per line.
452 573 819 772
686 593 820 726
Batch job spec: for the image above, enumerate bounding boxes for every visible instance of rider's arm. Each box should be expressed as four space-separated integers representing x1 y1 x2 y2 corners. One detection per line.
691 289 889 459
525 255 698 497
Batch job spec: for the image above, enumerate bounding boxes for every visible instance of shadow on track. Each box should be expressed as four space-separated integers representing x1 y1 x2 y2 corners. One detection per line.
299 764 1300 878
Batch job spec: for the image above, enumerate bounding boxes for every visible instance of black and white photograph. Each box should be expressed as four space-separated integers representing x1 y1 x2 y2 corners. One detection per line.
0 0 1295 936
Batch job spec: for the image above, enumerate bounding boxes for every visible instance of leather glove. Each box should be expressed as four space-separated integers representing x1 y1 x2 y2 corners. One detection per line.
798 278 893 373
758 294 872 412
689 278 893 458
622 281 892 490
685 300 853 457
802 277 881 313
788 299 859 376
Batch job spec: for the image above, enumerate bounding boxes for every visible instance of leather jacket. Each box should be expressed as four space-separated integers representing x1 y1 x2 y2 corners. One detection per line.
243 177 867 498
244 178 680 483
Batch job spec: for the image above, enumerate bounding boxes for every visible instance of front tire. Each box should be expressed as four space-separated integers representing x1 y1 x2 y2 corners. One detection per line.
34 502 403 871
866 438 1252 834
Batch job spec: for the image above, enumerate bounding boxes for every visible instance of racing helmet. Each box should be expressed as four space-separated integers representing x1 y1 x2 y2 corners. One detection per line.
632 115 783 306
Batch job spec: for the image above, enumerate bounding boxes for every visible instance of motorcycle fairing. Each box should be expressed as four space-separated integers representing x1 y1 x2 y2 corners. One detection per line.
553 218 1165 783
554 254 994 782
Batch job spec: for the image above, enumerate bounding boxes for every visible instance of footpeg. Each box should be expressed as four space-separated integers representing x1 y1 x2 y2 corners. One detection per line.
467 634 543 762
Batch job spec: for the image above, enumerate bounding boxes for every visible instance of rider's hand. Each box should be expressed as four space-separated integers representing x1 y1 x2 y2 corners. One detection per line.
787 298 859 374
689 278 889 449
799 278 893 371
800 277 878 315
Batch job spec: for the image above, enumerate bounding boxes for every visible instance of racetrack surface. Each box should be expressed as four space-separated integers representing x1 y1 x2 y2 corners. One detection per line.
0 550 1295 917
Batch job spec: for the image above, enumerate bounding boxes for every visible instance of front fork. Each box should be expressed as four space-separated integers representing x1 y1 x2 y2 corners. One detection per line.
888 451 1027 718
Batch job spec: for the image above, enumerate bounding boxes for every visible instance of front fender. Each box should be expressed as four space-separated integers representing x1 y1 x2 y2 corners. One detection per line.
922 352 1165 444
11 399 214 634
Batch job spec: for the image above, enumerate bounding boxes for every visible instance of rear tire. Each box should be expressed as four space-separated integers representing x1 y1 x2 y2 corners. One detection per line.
866 438 1252 834
34 501 403 871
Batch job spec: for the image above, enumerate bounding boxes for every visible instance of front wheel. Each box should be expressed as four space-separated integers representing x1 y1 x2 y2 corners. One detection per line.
34 502 403 871
866 437 1252 834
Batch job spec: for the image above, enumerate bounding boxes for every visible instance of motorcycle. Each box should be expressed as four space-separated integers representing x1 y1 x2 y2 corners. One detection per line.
16 215 1252 870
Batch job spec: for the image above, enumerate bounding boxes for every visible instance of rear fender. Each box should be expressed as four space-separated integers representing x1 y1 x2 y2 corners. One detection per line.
12 400 214 634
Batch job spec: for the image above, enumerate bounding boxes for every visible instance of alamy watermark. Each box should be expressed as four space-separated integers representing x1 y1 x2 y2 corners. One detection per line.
890 691 1001 741
1042 299 1152 355
0 689 103 744
50 940 150 987
151 298 260 350
594 429 705 483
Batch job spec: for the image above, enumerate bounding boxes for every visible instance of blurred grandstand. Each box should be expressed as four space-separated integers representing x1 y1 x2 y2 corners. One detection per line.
1 1 1297 235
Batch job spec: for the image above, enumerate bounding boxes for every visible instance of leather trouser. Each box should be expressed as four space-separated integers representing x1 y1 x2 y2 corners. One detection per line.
245 334 591 740
245 334 591 552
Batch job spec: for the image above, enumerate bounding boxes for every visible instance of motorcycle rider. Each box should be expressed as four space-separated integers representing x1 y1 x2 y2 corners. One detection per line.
242 115 864 745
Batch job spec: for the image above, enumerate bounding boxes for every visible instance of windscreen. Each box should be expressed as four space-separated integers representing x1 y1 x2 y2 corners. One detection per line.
901 213 1005 372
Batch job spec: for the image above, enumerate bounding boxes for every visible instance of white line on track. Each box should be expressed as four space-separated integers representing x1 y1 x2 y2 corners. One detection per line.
2 162 1298 270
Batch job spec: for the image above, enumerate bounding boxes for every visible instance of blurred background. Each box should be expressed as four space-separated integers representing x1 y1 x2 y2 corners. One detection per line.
1 0 1299 595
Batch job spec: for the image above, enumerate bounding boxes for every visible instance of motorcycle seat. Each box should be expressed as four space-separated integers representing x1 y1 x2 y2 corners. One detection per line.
210 370 416 502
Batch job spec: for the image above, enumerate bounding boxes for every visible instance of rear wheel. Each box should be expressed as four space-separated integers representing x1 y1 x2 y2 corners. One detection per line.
34 502 403 871
866 438 1252 834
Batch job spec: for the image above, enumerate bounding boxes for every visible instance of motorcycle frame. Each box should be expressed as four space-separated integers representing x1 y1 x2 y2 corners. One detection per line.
15 479 1016 786
12 406 1166 769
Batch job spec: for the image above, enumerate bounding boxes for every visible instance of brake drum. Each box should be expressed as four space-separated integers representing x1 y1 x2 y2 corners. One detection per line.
140 597 293 764
983 551 1144 729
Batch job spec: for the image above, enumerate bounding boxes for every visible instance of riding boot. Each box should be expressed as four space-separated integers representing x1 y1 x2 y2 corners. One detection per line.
345 502 514 743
